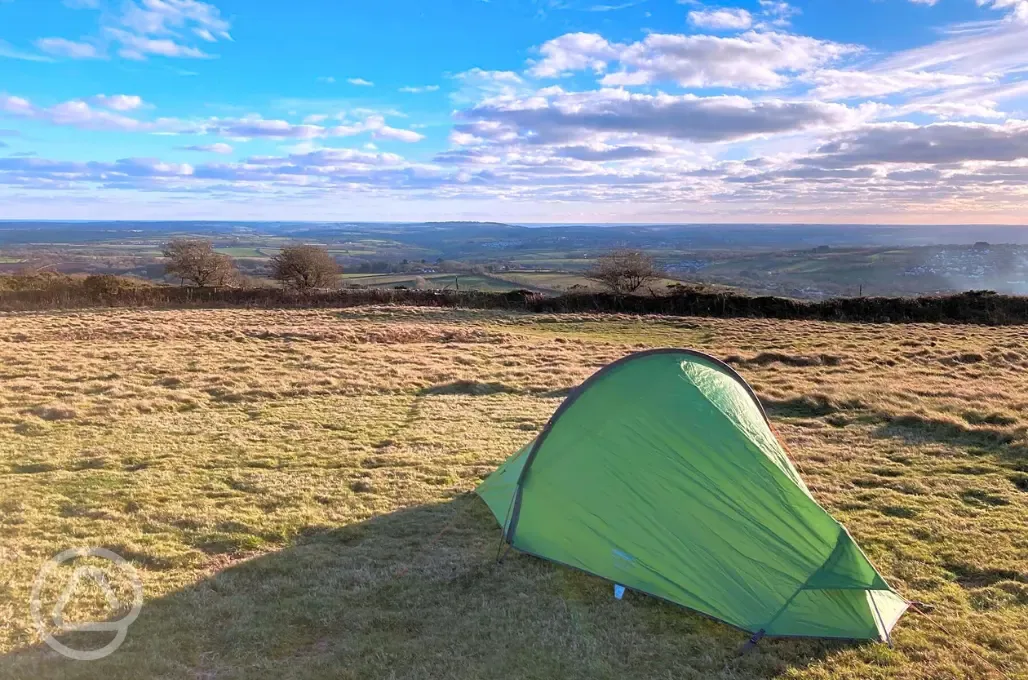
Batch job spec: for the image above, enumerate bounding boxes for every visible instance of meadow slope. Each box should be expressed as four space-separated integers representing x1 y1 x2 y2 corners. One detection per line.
0 307 1026 679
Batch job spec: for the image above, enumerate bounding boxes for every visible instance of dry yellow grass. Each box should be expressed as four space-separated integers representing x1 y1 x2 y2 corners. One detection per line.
0 307 1026 679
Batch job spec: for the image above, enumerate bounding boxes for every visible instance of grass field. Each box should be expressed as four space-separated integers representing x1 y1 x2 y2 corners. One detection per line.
495 271 597 291
341 273 527 292
214 247 268 258
696 248 952 297
1 308 1026 679
495 271 685 292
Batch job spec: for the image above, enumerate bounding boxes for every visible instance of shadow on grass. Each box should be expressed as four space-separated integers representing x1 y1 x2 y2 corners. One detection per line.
762 389 1027 471
763 394 855 419
2 495 847 680
870 413 1028 469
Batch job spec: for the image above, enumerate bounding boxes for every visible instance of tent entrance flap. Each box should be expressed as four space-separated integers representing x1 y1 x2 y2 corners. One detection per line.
475 348 906 641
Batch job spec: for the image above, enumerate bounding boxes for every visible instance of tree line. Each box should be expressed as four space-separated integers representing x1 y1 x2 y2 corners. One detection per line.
162 238 664 294
162 239 340 291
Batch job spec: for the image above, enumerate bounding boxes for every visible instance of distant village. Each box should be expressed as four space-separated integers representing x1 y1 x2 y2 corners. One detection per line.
902 243 1028 290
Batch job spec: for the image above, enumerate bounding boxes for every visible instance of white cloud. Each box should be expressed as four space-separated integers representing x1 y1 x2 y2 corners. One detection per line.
459 87 865 144
0 94 405 141
89 94 146 111
979 0 1028 20
800 121 1028 166
0 95 35 116
449 130 483 146
212 117 332 139
554 144 664 160
901 78 1028 119
0 147 444 197
118 0 231 41
0 40 54 62
0 91 426 143
375 128 424 143
255 148 409 169
108 29 210 59
317 76 336 84
363 115 425 142
179 143 234 154
609 32 860 89
529 31 860 89
880 15 1028 76
399 85 440 93
209 114 423 142
38 0 233 62
808 70 987 100
451 68 526 103
449 119 520 146
347 78 374 87
908 101 1005 119
37 99 195 134
0 157 196 188
35 37 102 59
756 0 798 28
688 8 753 31
528 33 619 77
586 0 645 10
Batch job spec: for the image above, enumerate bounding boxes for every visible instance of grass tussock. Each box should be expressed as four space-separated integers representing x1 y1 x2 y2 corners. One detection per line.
0 307 1026 679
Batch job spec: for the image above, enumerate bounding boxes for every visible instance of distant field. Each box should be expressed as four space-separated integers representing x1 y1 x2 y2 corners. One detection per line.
60 244 165 255
502 257 594 268
327 249 377 256
696 247 965 297
495 271 685 292
0 308 1025 679
214 247 267 258
341 272 526 292
495 271 596 290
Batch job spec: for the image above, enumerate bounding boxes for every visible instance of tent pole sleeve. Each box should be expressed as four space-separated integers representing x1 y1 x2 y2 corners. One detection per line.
504 486 524 543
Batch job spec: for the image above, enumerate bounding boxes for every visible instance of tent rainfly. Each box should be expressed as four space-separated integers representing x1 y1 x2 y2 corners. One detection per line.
477 349 907 642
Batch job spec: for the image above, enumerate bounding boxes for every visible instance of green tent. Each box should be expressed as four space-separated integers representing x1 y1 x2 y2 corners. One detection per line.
477 349 907 642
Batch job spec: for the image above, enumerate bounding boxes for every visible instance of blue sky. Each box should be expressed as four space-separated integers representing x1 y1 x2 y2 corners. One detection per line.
2 0 1028 222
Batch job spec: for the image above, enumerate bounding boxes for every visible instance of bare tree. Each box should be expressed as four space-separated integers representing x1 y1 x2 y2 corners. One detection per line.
162 239 236 287
270 245 341 291
586 249 661 294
